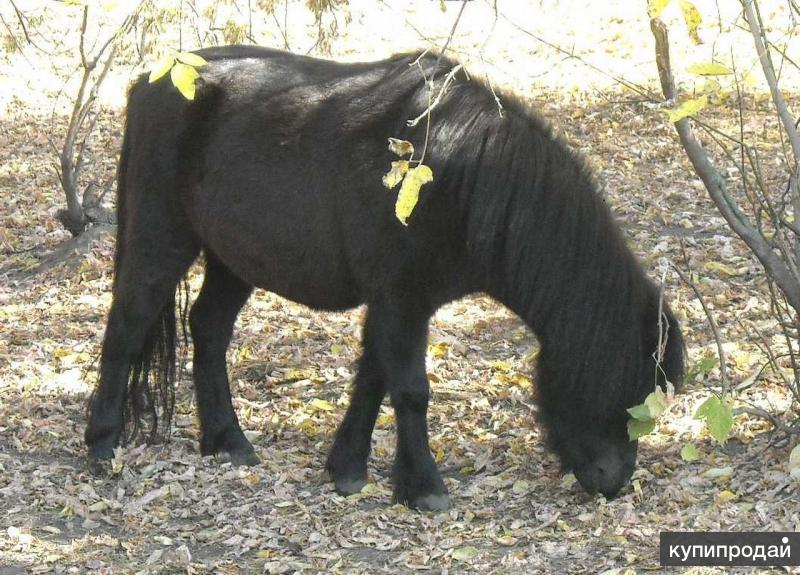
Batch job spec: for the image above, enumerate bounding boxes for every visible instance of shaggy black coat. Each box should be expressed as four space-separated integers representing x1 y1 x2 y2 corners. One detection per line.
85 46 684 509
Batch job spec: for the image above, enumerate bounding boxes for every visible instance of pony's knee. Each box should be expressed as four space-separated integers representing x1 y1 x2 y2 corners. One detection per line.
390 386 429 413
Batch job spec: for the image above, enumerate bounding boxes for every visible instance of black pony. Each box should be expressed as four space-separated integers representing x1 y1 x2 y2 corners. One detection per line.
85 46 684 511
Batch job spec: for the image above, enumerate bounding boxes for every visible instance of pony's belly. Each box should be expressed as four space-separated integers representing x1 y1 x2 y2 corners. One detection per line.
206 232 363 312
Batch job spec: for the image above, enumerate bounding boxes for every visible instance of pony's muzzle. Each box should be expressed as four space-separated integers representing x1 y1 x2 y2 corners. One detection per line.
574 452 634 499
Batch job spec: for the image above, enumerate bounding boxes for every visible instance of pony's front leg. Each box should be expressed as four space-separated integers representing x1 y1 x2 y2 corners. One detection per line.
372 297 449 511
327 311 386 495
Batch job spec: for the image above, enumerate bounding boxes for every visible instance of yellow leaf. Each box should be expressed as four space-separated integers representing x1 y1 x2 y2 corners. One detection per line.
376 413 394 427
679 0 703 44
395 165 433 226
648 0 671 18
170 62 200 100
382 160 410 189
688 62 732 76
492 360 513 372
714 489 737 505
309 398 334 412
667 95 708 122
148 56 175 83
177 51 208 67
387 138 414 158
704 260 739 277
496 535 516 546
506 373 532 389
428 341 449 359
297 419 317 433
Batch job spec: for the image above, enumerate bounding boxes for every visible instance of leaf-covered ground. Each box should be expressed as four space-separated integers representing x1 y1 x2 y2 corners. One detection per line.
2 1 800 574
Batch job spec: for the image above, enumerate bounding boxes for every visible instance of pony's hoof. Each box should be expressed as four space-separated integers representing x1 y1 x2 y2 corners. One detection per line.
87 455 113 476
213 447 260 467
333 475 367 496
87 443 115 475
229 448 260 467
411 493 451 512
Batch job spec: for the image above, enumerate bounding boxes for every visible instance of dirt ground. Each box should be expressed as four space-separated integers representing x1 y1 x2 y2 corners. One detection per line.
1 1 799 574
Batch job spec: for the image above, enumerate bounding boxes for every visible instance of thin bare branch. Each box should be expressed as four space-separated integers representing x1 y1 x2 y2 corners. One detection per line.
673 250 730 393
407 64 463 128
434 0 469 71
742 0 800 164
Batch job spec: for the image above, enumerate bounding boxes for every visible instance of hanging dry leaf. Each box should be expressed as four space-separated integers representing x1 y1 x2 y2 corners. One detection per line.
387 138 415 157
382 160 410 189
395 164 433 226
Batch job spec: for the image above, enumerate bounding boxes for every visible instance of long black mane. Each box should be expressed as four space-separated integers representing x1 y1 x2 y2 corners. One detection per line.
389 57 682 419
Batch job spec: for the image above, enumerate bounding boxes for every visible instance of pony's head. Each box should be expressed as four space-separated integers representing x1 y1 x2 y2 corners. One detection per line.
535 298 685 498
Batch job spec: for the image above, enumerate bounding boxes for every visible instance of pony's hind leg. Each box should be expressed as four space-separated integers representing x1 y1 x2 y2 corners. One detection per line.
85 240 198 462
189 254 257 465
326 310 387 495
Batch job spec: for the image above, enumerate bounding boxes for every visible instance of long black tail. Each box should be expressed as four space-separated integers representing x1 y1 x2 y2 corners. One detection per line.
122 297 179 445
101 94 187 446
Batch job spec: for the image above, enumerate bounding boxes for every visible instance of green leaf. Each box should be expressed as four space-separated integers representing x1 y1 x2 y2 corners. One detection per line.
628 387 668 421
395 164 433 226
382 160 410 190
694 395 733 444
680 443 701 462
648 0 671 18
452 546 480 561
667 95 708 122
687 62 733 76
627 417 655 441
176 51 208 67
170 62 200 100
627 403 652 421
679 0 703 44
687 356 719 383
148 56 175 83
644 387 668 419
